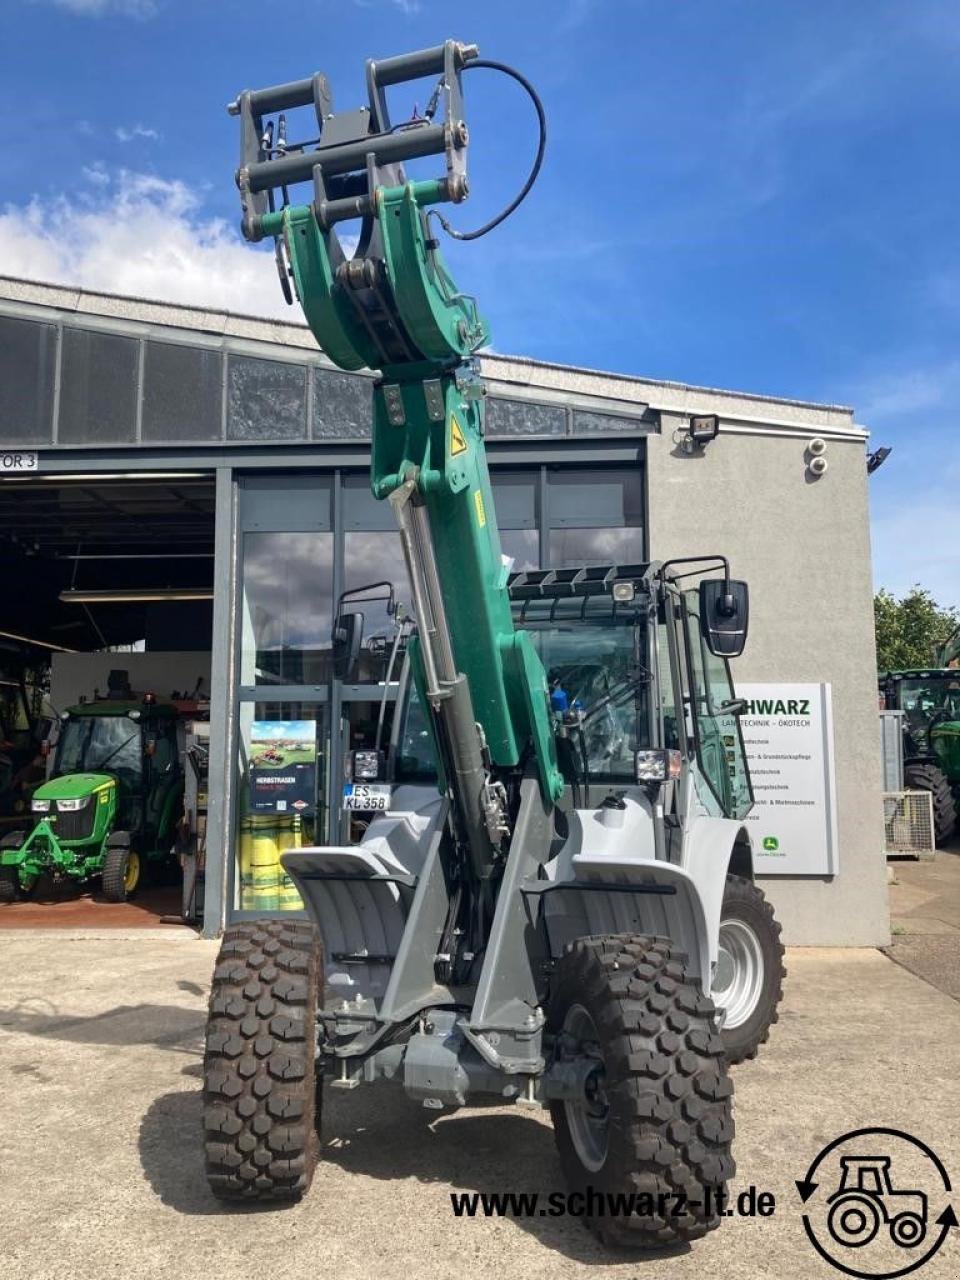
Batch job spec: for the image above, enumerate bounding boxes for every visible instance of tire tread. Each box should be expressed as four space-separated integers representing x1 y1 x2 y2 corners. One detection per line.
203 919 322 1202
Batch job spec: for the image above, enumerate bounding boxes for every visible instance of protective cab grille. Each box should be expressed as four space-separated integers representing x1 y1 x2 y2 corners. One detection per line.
52 801 97 842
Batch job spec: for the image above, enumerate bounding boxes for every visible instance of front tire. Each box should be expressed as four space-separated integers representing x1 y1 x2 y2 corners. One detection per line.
904 762 957 845
548 934 734 1250
203 920 323 1203
101 838 140 902
713 876 785 1064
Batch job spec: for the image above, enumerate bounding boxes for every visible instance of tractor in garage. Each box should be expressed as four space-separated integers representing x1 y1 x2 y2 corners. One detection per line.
203 40 785 1248
0 688 183 903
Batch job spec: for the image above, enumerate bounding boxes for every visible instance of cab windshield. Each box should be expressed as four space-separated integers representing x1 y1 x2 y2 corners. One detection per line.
56 716 143 785
395 612 650 785
901 676 960 729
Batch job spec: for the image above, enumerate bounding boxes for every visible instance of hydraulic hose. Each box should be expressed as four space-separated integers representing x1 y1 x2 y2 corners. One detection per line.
432 58 547 241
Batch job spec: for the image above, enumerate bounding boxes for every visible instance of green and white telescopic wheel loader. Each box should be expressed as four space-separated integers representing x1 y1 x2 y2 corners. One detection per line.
203 41 785 1249
0 691 184 904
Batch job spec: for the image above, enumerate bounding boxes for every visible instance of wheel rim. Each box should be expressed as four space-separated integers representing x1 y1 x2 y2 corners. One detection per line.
891 1214 924 1247
828 1196 880 1248
562 1003 608 1173
713 917 765 1030
124 852 140 892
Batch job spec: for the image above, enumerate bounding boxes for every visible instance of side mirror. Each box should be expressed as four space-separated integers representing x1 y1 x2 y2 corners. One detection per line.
700 579 749 658
333 610 364 681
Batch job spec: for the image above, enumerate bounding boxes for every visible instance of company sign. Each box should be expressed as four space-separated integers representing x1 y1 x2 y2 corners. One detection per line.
737 683 838 876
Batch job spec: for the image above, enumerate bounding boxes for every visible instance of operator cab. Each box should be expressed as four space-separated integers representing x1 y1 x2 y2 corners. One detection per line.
391 561 753 825
49 699 181 831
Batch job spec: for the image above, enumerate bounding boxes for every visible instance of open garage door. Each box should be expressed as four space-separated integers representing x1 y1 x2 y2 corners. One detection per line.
0 471 214 929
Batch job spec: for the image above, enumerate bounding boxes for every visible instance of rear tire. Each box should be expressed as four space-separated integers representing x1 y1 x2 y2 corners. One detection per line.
714 876 785 1064
0 866 21 903
548 934 734 1249
101 838 140 902
203 920 323 1203
904 762 957 845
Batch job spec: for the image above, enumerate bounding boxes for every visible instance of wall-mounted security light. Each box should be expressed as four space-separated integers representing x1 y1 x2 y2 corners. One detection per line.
679 413 720 454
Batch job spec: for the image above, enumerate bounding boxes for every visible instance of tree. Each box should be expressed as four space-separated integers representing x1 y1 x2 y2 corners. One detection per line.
875 587 960 672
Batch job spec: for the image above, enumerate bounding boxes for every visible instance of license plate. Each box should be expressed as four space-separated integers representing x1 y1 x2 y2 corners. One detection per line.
342 783 392 812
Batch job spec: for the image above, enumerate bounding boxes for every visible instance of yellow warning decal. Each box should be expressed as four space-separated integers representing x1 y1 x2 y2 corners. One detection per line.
450 414 468 457
474 489 486 528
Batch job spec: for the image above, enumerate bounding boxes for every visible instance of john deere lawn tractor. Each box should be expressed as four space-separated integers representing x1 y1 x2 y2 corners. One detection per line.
0 685 184 903
880 669 960 844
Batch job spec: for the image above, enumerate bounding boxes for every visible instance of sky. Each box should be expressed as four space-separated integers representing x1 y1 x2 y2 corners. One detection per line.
1 0 957 607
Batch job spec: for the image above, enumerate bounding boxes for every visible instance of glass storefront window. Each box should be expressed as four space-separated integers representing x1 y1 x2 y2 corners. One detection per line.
240 531 334 685
501 528 540 572
547 469 644 569
342 531 411 683
549 526 644 567
235 701 330 911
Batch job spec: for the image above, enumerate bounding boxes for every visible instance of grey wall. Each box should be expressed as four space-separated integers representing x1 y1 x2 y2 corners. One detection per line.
647 416 889 947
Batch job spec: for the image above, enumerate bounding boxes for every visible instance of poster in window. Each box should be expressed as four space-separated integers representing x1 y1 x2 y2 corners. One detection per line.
249 720 317 814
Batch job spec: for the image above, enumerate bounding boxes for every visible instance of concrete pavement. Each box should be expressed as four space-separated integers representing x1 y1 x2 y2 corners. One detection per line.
887 847 960 1000
0 931 957 1280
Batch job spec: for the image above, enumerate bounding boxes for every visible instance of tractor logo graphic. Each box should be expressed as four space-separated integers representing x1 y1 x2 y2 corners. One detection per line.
797 1127 957 1279
762 835 779 852
827 1156 926 1250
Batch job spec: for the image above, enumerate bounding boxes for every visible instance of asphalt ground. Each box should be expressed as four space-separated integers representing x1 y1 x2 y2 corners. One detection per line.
0 931 957 1280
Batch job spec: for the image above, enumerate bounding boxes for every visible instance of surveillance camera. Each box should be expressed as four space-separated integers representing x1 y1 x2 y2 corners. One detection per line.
808 437 827 456
808 455 828 477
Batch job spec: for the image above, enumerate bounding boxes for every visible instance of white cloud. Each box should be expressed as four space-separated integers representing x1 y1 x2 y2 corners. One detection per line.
0 169 291 320
115 124 160 143
81 162 111 185
856 360 960 425
39 0 158 16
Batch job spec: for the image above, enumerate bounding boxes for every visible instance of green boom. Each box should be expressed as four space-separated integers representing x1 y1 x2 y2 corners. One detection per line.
275 180 563 803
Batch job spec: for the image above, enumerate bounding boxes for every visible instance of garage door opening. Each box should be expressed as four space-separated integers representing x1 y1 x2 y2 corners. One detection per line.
0 472 215 929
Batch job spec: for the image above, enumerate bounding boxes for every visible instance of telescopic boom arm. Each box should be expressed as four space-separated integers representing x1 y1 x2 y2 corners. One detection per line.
230 40 562 973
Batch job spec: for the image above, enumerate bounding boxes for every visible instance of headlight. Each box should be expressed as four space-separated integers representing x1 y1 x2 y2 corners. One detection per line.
634 749 682 783
31 798 51 813
56 797 91 812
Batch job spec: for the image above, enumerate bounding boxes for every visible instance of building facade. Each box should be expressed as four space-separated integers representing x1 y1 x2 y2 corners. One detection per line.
0 275 888 945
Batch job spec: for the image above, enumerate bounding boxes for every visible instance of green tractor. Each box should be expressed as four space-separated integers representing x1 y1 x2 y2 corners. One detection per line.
880 669 960 844
0 693 184 903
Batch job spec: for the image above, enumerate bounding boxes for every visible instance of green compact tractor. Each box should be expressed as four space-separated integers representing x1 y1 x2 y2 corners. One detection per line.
0 695 184 903
880 669 960 844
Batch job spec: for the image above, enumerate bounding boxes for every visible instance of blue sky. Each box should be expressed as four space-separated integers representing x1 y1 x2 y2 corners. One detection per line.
1 0 958 605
